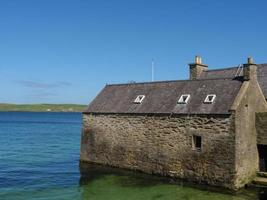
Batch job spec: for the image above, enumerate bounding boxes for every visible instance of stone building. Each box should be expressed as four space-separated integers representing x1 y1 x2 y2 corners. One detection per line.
80 56 267 190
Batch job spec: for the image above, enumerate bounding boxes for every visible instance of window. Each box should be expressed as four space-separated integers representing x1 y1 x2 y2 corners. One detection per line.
192 135 202 151
204 94 216 104
134 95 145 104
177 94 190 104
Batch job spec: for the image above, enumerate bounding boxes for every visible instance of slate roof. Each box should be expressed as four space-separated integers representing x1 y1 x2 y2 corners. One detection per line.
85 78 242 115
199 67 239 79
199 64 267 97
257 64 267 98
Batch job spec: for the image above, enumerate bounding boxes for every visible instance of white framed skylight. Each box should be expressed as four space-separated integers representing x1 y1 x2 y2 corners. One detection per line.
134 95 145 104
177 94 190 104
204 94 216 104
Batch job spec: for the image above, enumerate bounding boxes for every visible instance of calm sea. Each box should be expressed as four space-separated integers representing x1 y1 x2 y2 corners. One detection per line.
0 112 266 200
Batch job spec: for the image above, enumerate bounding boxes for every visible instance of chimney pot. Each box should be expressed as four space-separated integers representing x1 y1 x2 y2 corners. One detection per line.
248 57 254 64
243 57 257 81
195 55 202 64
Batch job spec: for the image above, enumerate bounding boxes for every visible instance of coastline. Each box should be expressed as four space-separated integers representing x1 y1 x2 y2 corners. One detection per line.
0 103 87 112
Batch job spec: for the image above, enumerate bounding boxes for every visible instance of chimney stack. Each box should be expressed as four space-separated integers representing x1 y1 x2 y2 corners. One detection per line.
243 57 257 81
189 55 208 80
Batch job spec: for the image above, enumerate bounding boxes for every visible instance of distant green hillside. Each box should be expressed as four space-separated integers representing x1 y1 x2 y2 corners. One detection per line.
0 103 87 112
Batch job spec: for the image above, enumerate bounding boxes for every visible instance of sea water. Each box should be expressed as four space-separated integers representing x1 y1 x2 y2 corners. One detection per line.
0 112 266 200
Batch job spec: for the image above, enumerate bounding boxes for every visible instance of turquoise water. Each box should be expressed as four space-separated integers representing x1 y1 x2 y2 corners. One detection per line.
0 112 266 200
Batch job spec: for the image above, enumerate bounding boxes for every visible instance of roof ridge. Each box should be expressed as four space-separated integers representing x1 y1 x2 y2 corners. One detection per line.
106 64 267 87
204 66 238 72
204 63 267 73
106 77 239 86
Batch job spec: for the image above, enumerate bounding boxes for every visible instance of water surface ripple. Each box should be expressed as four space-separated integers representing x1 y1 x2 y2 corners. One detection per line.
0 112 266 200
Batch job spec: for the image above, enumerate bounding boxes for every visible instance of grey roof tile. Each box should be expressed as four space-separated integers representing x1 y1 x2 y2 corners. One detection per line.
85 78 242 115
199 64 267 97
257 64 267 98
199 67 239 79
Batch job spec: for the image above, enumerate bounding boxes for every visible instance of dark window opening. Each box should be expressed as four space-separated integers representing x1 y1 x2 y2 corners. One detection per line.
193 135 202 151
258 145 267 172
208 96 213 101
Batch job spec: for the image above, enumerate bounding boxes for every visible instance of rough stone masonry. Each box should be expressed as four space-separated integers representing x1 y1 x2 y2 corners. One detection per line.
81 114 236 188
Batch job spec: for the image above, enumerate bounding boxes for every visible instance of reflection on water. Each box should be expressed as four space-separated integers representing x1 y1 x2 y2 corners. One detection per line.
0 112 267 200
79 162 267 200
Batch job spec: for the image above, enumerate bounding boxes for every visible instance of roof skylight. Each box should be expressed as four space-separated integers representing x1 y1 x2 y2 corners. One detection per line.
134 95 145 104
204 94 216 103
177 94 190 104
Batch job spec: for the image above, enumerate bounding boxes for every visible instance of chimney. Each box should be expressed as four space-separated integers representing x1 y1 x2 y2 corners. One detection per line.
189 55 208 80
243 57 257 81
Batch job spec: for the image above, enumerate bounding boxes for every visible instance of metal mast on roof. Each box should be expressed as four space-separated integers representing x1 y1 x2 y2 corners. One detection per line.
152 60 154 82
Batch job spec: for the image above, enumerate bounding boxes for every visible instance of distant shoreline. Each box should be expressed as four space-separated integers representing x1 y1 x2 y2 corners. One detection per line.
0 103 87 112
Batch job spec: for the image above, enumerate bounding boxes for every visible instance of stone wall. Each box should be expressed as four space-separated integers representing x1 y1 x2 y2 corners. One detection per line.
233 79 267 188
80 114 236 189
256 113 267 145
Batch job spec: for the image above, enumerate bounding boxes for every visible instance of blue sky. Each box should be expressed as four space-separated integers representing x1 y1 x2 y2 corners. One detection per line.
0 0 267 104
